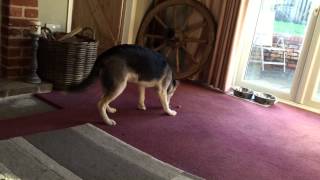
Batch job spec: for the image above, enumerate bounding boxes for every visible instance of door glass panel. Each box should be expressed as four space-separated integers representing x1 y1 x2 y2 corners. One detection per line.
244 0 318 93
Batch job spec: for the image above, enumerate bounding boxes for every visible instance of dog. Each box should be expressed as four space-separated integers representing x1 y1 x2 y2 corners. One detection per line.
70 44 179 126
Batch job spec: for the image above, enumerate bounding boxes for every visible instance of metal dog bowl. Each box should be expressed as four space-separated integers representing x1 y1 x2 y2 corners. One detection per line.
253 92 277 105
232 87 254 100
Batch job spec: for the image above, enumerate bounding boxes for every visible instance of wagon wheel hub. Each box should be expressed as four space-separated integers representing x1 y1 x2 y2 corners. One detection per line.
165 29 184 47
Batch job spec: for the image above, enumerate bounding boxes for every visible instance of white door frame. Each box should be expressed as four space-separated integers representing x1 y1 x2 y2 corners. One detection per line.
299 7 320 108
121 0 138 44
66 0 74 33
290 7 320 103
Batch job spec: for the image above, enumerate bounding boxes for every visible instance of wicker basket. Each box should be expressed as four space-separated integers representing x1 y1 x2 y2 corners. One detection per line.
38 27 98 90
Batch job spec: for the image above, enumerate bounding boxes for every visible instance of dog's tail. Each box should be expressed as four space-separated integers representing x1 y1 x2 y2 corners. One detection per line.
66 57 101 92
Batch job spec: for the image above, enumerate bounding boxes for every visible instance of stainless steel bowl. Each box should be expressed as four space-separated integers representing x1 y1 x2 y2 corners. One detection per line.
232 87 254 100
253 92 277 105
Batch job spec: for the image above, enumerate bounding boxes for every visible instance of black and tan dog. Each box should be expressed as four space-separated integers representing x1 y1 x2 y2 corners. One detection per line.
70 44 178 126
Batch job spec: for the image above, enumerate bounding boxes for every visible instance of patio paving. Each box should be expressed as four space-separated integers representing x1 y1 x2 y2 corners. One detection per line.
244 62 320 101
244 63 295 92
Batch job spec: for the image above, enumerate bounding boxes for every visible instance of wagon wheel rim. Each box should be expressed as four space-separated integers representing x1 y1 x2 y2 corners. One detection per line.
137 0 216 79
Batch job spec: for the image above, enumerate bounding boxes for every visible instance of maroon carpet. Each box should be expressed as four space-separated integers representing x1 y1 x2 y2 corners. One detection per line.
1 82 320 180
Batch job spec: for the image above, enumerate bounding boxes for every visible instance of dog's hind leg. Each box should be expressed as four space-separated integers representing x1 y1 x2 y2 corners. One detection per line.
98 96 116 125
158 88 177 116
137 86 146 110
98 95 117 113
98 80 127 125
106 105 117 113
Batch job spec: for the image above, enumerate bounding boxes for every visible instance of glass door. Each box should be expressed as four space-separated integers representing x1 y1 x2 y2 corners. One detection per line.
236 0 320 102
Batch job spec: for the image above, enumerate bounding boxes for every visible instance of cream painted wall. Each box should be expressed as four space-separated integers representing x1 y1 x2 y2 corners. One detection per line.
39 0 69 32
122 0 153 44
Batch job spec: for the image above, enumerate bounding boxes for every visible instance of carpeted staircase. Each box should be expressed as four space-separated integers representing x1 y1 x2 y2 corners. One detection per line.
0 124 202 180
0 137 81 180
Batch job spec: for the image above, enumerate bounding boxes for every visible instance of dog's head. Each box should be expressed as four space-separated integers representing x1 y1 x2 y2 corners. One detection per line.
167 79 179 99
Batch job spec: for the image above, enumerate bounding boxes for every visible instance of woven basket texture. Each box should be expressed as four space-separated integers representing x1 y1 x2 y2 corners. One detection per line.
38 28 98 90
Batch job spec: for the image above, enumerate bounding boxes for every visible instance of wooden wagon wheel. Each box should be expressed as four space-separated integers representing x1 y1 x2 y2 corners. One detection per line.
137 0 216 79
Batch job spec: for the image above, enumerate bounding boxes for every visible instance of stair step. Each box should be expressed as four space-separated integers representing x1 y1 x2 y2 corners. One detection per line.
0 162 20 180
0 137 82 180
25 123 203 180
0 79 52 98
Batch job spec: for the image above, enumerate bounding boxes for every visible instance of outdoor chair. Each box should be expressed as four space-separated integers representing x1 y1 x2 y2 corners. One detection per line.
257 37 287 72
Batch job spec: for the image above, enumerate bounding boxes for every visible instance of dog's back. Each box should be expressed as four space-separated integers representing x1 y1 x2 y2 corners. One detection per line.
69 44 172 91
99 44 169 80
98 44 172 91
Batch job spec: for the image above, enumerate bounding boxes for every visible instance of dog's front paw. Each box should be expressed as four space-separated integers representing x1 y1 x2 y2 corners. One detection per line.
107 107 117 113
166 110 177 116
137 104 147 110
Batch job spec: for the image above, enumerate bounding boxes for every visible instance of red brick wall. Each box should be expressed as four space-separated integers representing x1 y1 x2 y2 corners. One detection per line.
1 0 38 79
249 34 303 70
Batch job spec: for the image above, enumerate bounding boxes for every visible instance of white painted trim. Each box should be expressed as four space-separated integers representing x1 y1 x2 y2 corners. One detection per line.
291 7 320 103
301 7 320 108
66 0 74 33
121 0 137 44
279 98 320 114
121 0 153 44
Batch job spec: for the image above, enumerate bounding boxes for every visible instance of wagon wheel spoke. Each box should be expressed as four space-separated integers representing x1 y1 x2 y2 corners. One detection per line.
165 47 173 57
184 21 207 33
181 45 198 64
153 42 167 51
183 38 207 44
175 47 180 73
181 8 193 29
155 15 168 29
145 34 166 39
173 6 177 29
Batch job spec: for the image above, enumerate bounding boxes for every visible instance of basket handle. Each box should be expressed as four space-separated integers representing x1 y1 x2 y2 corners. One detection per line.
57 27 83 41
57 27 96 41
41 26 56 40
